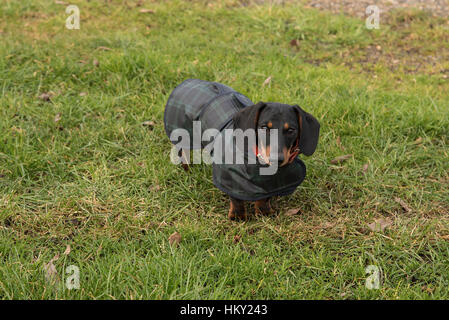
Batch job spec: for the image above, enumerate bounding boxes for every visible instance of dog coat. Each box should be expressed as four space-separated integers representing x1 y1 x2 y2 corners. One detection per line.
164 79 306 201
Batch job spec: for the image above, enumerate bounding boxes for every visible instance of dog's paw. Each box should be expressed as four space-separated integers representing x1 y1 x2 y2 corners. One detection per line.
228 207 248 221
228 198 248 221
254 199 275 216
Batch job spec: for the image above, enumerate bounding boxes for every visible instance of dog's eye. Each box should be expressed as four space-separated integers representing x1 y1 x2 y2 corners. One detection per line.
287 128 295 134
260 125 269 130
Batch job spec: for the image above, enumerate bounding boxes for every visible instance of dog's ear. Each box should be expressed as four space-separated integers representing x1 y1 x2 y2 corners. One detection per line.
233 101 266 131
293 105 320 156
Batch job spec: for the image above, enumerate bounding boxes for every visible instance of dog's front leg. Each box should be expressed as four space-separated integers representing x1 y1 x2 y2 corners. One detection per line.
255 198 274 216
228 197 247 221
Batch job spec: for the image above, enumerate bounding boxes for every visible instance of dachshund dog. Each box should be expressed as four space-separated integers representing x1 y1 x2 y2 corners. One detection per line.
228 102 320 220
164 79 320 221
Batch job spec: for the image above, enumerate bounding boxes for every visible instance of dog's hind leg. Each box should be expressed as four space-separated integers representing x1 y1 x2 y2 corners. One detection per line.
228 197 247 221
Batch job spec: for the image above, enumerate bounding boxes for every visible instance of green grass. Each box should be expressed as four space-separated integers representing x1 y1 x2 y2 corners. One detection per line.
0 0 448 299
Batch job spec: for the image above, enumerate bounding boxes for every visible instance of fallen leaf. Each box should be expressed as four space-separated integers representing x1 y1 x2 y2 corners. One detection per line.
362 163 369 173
142 120 155 129
368 218 392 233
233 235 241 244
39 93 51 101
43 254 60 284
290 39 300 47
79 92 88 97
11 126 24 134
336 136 344 150
54 113 62 122
330 154 353 164
285 208 301 216
394 197 411 213
322 221 334 229
413 137 423 145
93 59 99 67
439 234 449 240
422 285 434 294
262 76 272 87
139 8 155 13
63 245 71 255
168 231 181 246
68 218 80 226
96 46 112 51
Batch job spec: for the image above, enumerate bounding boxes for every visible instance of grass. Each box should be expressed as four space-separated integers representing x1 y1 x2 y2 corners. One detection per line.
0 0 448 299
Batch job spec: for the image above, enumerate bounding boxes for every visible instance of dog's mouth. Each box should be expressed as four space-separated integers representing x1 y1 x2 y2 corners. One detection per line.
285 138 300 166
255 144 271 166
254 144 299 167
287 146 300 164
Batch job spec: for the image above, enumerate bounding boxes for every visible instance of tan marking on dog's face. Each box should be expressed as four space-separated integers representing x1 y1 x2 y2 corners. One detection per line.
267 121 273 129
284 123 289 130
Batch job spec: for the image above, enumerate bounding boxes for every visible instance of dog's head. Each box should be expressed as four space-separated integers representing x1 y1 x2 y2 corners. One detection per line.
233 102 320 167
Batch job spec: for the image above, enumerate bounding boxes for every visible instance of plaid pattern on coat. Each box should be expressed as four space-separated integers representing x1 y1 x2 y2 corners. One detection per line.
164 79 253 149
164 79 306 201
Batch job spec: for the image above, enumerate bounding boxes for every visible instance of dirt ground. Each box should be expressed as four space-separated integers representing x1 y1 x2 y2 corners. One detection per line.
298 0 449 76
304 0 449 18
